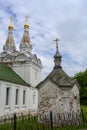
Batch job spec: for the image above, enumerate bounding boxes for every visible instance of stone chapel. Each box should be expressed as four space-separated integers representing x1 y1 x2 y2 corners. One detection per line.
37 39 80 124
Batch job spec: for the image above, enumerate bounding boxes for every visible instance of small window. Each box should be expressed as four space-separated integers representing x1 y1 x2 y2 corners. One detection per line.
23 90 26 105
15 89 19 105
6 87 10 105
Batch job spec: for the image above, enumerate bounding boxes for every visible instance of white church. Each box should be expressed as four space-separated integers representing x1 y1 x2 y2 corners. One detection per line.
0 17 43 117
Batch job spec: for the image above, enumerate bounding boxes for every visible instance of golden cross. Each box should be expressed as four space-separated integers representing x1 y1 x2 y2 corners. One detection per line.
25 16 29 22
54 38 60 48
10 16 12 24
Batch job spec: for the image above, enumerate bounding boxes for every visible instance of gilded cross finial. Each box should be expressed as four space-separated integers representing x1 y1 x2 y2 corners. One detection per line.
8 16 13 30
10 16 12 24
54 38 60 49
25 16 29 23
24 16 29 28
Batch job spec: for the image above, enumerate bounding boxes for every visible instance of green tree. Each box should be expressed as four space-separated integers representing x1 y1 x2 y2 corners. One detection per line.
73 69 87 105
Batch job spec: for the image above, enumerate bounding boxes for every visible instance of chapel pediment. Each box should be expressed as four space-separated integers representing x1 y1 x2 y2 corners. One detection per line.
0 52 8 58
32 54 38 63
11 51 20 56
37 58 42 67
15 53 28 62
2 54 13 62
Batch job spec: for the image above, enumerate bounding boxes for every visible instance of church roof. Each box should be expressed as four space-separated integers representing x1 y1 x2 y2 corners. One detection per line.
37 38 76 89
36 68 75 89
47 68 74 87
0 63 30 87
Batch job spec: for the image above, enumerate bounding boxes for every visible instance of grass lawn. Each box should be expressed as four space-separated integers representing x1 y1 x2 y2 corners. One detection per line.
0 117 87 130
81 105 87 112
0 106 87 130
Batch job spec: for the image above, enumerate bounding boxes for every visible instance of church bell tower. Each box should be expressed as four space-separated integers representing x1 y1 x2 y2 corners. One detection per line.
19 16 32 54
3 17 16 54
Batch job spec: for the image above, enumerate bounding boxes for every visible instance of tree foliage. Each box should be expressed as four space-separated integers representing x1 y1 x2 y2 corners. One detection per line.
73 69 87 105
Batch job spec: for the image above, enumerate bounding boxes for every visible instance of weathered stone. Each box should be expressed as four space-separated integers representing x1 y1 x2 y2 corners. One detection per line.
37 42 80 126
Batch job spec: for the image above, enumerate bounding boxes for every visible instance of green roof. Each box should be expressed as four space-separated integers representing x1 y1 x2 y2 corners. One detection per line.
0 63 30 87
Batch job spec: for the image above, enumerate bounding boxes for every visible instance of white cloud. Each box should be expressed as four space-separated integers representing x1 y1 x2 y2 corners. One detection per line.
38 55 54 79
0 0 87 79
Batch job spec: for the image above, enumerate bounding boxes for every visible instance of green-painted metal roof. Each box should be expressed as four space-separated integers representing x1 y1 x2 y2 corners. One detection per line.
0 63 30 87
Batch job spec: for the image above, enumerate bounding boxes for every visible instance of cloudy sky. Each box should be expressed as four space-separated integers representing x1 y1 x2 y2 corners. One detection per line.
0 0 87 79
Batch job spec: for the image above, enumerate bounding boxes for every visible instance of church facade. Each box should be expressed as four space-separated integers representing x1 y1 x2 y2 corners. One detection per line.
0 63 38 116
0 17 42 116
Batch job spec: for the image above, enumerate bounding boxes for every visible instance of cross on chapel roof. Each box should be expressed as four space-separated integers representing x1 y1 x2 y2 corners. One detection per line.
54 38 60 49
